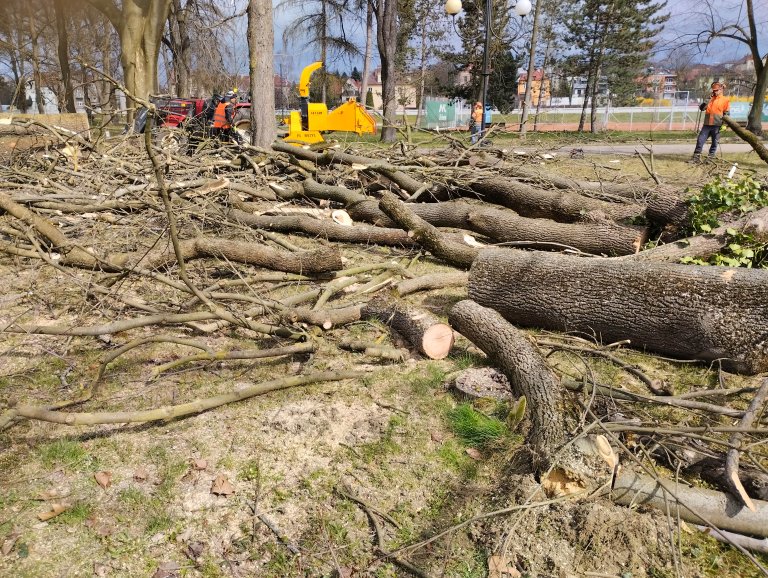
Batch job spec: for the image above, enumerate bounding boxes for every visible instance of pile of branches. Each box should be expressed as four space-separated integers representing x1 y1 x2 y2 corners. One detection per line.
1 123 767 561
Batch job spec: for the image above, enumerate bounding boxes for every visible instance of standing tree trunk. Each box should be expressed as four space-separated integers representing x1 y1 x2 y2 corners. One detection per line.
168 0 192 97
86 0 173 118
54 0 77 113
247 0 276 147
27 2 46 114
360 0 373 104
519 0 541 135
375 0 398 142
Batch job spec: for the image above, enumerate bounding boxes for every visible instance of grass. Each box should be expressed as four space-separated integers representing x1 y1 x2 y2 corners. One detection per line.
38 438 94 471
447 403 508 448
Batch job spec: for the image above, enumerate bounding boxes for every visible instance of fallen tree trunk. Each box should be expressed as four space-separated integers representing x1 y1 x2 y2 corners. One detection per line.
469 249 768 374
143 236 344 275
272 141 428 195
627 208 768 264
612 470 768 538
449 299 564 467
724 117 768 164
469 177 643 223
378 192 479 269
362 295 454 360
467 206 647 256
229 207 416 247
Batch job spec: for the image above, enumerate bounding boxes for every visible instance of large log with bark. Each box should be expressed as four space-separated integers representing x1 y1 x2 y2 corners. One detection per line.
449 299 564 466
469 177 643 223
467 206 647 255
468 248 768 374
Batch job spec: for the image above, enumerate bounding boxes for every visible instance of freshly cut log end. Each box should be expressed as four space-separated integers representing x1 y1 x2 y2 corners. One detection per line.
421 324 455 360
362 296 454 360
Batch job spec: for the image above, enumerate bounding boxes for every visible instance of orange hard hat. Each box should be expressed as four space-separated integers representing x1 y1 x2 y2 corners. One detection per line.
711 82 723 90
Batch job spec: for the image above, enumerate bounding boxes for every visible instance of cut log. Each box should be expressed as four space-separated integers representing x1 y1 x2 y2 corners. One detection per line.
362 295 454 359
613 470 768 538
395 272 469 296
466 206 647 256
628 207 768 264
469 177 643 223
449 299 564 466
378 192 479 269
143 236 343 275
229 207 416 247
468 248 768 374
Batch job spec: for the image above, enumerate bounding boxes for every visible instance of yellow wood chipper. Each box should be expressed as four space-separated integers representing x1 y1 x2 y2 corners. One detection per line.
285 61 377 145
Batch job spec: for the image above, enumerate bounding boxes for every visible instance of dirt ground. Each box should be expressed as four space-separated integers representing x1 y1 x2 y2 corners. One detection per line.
1 137 767 578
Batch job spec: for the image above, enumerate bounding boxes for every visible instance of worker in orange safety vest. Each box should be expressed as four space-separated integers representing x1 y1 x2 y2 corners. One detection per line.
212 91 241 143
470 101 483 145
690 81 730 162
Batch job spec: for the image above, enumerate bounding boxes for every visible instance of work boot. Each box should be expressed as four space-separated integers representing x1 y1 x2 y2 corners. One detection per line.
687 154 701 164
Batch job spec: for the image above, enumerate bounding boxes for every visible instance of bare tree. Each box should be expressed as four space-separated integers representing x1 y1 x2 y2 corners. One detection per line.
54 0 77 112
247 0 276 147
375 0 398 142
84 0 173 111
692 0 767 135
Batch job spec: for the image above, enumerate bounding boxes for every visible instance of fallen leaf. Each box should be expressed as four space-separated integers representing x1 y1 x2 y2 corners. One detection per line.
185 541 205 560
93 562 111 577
133 467 148 482
430 431 444 443
1 532 20 556
210 474 235 496
191 458 208 471
335 567 354 578
488 554 521 578
465 448 482 460
36 488 68 501
37 502 70 521
151 561 181 578
94 471 112 489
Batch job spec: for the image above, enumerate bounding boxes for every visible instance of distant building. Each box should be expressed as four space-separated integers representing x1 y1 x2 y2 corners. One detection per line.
362 68 417 112
640 69 677 99
569 76 609 106
517 70 551 107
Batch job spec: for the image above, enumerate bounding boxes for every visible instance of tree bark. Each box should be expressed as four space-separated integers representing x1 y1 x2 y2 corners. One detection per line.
362 295 454 359
378 192 479 269
86 0 173 115
54 0 77 113
468 248 768 374
627 207 768 264
247 0 276 147
143 236 343 275
449 299 565 467
724 116 768 164
467 206 647 256
613 470 768 538
469 177 643 223
229 208 416 247
375 0 398 142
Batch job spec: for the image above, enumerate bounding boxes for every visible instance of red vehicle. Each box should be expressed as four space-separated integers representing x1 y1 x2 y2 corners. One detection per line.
134 95 253 146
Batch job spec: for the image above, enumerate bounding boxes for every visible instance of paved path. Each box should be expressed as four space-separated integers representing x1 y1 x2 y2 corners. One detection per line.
552 142 755 156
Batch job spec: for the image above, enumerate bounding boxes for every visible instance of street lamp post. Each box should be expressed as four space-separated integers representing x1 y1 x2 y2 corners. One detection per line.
445 0 531 138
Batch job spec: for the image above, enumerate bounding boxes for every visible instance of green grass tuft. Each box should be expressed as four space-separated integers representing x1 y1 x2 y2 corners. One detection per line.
447 404 507 448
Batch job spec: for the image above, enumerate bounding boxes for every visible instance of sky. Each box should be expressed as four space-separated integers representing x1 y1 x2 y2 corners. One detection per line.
269 0 766 82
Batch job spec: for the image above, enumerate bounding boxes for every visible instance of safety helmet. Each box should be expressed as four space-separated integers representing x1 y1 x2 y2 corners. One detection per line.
225 90 236 99
711 82 723 90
